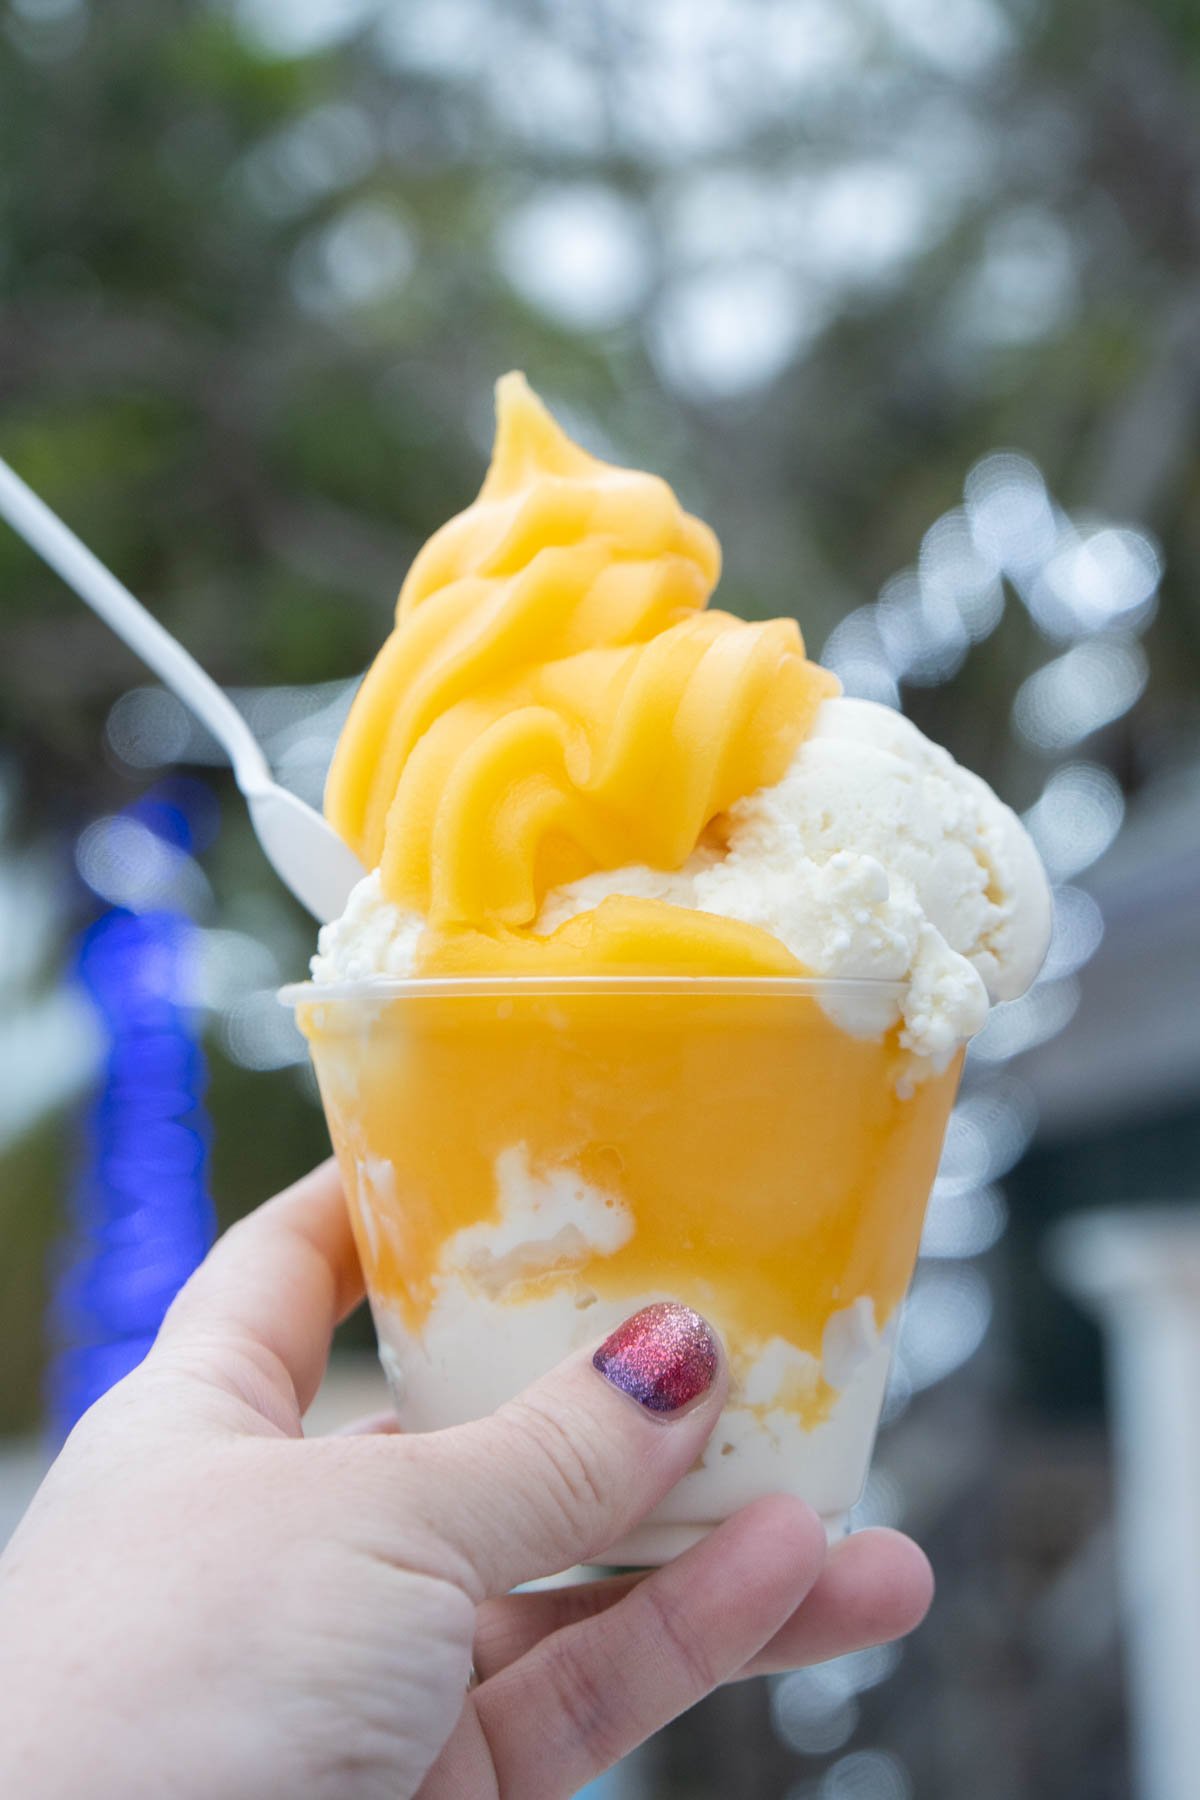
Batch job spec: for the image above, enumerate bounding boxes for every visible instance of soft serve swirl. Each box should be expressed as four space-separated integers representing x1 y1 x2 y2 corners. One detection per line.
326 374 837 973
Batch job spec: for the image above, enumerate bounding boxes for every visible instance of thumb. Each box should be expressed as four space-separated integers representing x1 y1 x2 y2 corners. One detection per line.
407 1302 727 1594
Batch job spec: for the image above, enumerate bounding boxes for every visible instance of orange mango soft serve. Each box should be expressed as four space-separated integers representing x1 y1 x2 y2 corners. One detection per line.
324 372 837 974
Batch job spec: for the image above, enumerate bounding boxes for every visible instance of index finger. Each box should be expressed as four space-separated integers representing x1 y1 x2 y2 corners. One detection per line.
157 1159 365 1415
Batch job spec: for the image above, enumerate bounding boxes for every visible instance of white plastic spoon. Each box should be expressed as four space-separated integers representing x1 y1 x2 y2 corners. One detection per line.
0 456 365 922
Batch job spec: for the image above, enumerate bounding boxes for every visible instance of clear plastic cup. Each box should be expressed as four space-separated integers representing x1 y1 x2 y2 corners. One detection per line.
284 975 962 1564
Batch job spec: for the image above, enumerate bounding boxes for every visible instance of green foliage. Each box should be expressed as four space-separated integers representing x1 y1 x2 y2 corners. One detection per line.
0 1111 65 1436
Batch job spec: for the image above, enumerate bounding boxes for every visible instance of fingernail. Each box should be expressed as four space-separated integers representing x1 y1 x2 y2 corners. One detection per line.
593 1302 719 1414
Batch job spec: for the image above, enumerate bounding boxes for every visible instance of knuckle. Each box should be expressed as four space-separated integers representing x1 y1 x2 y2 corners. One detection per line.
640 1580 721 1693
507 1397 611 1539
542 1636 629 1771
560 1572 643 1628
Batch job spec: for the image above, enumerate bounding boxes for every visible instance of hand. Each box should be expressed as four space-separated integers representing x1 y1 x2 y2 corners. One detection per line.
0 1164 932 1799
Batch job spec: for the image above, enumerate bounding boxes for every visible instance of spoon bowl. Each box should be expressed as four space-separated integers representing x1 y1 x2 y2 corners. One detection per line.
245 783 367 927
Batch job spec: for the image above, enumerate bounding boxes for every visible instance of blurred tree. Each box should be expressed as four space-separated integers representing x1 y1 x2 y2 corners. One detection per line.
3 2 1199 1793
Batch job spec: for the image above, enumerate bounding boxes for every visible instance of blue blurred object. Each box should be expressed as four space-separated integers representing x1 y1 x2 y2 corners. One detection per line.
47 785 217 1439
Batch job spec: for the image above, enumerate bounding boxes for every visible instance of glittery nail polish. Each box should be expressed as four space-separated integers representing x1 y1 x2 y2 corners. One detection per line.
592 1302 719 1414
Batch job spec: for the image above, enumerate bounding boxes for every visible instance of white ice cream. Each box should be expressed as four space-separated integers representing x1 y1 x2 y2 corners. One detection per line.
313 880 423 985
353 1148 896 1549
313 696 1052 1066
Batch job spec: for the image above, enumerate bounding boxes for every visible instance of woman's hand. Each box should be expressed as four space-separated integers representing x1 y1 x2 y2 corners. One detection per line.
0 1164 932 1799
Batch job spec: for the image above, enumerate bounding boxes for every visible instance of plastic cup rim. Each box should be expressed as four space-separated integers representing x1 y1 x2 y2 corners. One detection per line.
279 973 908 1006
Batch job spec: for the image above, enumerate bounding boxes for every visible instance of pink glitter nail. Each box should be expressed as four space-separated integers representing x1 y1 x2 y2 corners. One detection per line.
592 1302 719 1414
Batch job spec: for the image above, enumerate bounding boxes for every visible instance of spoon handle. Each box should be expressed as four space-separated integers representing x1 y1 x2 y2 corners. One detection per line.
0 455 273 795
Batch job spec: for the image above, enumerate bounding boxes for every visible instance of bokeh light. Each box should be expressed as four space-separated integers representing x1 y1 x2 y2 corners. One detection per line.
235 102 376 220
963 452 1057 578
1014 639 1148 751
953 208 1078 348
651 264 824 399
968 978 1081 1065
76 815 210 918
918 509 1005 643
1038 885 1105 983
773 1648 903 1759
220 990 307 1072
1028 526 1160 640
106 681 358 810
291 199 417 320
820 609 901 709
919 1183 1008 1259
771 1669 861 1757
495 187 651 333
229 0 377 58
1023 764 1125 881
818 1748 913 1800
895 1264 993 1392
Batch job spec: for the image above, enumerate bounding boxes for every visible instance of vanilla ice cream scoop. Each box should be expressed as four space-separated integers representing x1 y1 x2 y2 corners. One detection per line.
797 698 1051 1003
530 695 1051 1064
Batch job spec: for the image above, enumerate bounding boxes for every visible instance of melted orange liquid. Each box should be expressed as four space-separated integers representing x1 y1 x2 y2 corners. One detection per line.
301 988 960 1382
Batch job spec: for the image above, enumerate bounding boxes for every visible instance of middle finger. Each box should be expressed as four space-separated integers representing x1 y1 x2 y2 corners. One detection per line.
473 1526 931 1684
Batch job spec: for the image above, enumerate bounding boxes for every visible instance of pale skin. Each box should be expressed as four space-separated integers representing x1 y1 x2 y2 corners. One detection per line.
0 1163 933 1799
